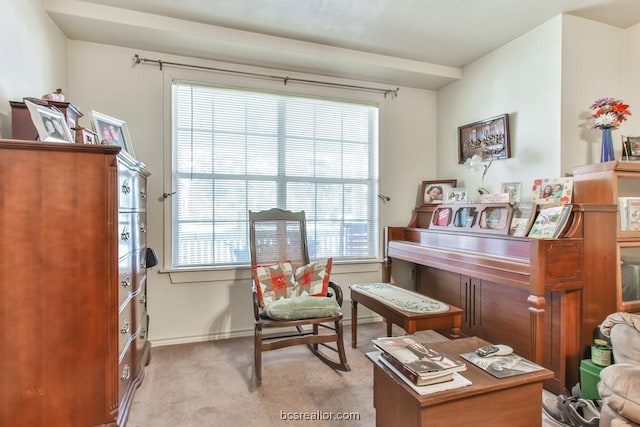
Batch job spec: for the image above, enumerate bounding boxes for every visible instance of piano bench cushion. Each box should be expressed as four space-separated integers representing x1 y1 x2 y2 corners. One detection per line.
263 296 341 320
351 283 449 314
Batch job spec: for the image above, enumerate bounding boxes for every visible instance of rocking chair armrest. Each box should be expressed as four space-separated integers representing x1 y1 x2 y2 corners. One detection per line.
252 283 261 321
328 280 343 307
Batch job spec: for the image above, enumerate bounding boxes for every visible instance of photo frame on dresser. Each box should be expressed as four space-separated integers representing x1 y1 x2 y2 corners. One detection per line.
24 99 74 143
88 110 136 157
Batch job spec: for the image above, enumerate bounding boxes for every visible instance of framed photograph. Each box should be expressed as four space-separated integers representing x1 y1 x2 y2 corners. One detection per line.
531 177 574 205
458 114 510 164
500 182 522 203
88 110 135 157
509 202 536 237
444 188 468 204
622 136 640 159
420 179 457 206
74 127 100 145
24 100 74 143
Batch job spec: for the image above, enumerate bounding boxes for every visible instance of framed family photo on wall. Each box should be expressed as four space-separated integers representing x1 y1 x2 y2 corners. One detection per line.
88 110 136 157
419 179 457 206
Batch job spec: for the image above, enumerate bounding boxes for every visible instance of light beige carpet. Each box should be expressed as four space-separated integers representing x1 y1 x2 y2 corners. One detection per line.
126 321 560 426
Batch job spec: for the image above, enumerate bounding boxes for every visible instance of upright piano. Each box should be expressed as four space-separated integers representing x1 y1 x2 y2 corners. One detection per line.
384 203 617 393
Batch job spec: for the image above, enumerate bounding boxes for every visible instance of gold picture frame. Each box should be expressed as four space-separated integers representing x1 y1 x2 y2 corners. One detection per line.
419 179 457 206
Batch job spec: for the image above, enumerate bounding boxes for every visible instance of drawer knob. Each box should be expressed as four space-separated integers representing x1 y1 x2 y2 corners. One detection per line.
121 364 131 381
121 275 131 288
121 180 131 195
120 320 130 335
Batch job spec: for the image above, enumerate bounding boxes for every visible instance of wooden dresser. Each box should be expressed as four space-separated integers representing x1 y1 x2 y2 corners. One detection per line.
0 139 151 426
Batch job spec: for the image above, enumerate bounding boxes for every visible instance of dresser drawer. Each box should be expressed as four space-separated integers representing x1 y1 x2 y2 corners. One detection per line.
136 175 147 209
118 346 134 404
118 300 134 355
118 255 134 309
135 212 147 249
118 163 136 210
118 213 134 259
134 278 147 329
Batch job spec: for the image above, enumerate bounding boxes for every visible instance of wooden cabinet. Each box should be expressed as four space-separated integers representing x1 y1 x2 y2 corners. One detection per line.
0 139 150 426
574 161 640 314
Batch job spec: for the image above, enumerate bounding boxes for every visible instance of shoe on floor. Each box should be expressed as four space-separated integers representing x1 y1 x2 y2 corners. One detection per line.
564 397 600 426
543 395 577 426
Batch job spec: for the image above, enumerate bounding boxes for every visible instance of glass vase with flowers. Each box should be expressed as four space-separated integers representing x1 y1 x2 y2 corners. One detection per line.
589 98 631 162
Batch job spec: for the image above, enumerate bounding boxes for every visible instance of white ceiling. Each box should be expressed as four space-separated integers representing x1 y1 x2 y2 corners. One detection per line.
45 0 640 89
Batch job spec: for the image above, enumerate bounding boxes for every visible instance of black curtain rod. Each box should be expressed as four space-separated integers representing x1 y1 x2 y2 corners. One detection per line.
133 54 399 98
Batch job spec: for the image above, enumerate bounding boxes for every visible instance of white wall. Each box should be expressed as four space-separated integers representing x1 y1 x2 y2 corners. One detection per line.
0 0 68 138
67 40 437 345
436 16 563 200
623 22 640 135
561 15 625 170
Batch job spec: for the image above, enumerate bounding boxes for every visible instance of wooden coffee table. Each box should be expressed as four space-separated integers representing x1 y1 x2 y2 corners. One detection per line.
368 336 554 427
350 283 462 348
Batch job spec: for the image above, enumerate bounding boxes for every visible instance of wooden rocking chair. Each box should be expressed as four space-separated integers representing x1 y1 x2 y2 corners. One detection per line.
249 208 350 384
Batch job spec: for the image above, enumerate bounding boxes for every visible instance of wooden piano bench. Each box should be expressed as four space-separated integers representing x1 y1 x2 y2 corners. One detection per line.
349 282 463 348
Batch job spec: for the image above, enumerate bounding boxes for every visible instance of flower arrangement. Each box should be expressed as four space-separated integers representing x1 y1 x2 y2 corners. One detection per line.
589 97 631 129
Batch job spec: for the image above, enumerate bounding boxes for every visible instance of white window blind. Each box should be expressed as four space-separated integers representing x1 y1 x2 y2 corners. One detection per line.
171 82 379 268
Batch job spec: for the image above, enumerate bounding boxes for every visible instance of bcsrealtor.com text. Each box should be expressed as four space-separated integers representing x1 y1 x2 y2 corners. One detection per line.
280 410 361 421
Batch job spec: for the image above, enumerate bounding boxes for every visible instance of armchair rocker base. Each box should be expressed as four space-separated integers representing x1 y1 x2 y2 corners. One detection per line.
253 314 351 385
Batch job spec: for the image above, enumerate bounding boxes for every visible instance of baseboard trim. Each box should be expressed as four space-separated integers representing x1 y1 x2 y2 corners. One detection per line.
149 314 383 347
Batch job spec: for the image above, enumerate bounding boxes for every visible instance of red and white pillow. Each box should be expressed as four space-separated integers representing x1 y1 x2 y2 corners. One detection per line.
294 258 332 297
253 262 296 308
252 258 333 308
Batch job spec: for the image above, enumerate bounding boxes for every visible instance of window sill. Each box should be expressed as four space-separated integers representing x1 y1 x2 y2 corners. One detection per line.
160 259 383 284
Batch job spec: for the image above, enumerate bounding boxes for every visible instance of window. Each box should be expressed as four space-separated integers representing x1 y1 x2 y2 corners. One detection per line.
171 82 379 268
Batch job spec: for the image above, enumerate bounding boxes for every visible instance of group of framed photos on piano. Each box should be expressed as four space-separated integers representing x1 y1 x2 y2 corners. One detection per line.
420 177 575 239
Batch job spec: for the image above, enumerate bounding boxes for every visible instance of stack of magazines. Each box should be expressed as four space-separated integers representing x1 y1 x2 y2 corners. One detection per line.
372 335 467 386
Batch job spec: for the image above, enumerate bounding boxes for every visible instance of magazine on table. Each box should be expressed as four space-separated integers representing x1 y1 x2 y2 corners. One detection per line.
459 351 545 379
372 335 466 381
370 351 472 395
